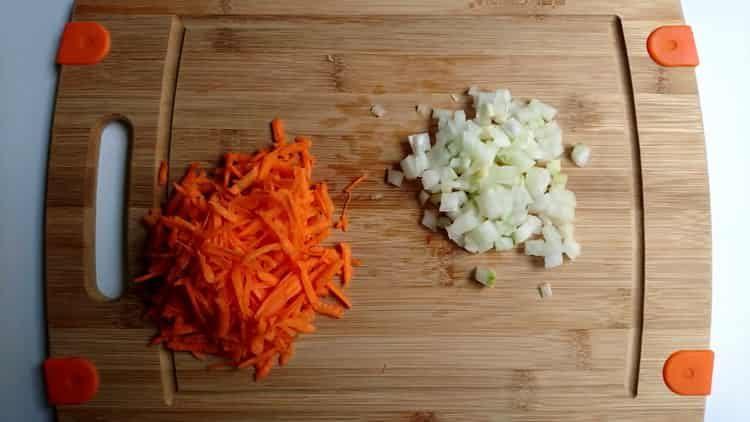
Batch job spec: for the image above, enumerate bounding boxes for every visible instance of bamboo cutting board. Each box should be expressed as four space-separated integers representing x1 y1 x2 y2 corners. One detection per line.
46 1 711 421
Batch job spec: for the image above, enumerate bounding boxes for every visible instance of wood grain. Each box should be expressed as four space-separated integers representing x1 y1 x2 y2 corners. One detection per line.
46 2 710 421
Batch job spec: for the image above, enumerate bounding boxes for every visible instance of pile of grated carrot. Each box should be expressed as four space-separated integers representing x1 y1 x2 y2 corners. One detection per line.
135 119 359 380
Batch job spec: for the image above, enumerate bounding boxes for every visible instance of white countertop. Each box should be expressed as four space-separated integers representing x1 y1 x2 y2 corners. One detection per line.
0 1 746 420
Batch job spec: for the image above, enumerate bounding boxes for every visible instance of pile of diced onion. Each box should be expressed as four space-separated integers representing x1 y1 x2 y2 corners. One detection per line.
390 87 583 269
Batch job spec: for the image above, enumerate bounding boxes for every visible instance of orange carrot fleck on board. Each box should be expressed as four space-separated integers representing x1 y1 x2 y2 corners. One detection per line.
336 174 366 231
158 160 168 186
339 242 353 287
343 174 367 193
271 118 286 146
135 118 359 381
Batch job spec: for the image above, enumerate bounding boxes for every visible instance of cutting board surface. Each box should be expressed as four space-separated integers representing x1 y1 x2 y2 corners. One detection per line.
172 13 640 391
46 2 711 421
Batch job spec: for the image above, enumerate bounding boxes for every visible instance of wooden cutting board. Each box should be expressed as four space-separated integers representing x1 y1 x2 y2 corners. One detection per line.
46 1 711 421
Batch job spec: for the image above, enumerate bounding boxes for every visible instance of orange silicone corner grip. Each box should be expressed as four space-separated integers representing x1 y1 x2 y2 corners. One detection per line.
647 25 699 67
56 22 111 65
43 357 100 405
663 350 714 396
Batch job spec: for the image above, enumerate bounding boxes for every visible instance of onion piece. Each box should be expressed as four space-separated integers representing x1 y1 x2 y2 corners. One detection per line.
422 209 438 232
416 103 432 117
571 143 591 167
409 133 431 154
538 282 553 298
370 104 386 118
386 168 404 187
474 267 497 287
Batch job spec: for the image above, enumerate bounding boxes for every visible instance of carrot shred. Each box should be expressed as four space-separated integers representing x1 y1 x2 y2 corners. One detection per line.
343 174 366 193
136 119 359 381
158 160 169 186
338 242 353 287
335 174 365 231
271 118 287 146
314 302 345 319
327 281 352 308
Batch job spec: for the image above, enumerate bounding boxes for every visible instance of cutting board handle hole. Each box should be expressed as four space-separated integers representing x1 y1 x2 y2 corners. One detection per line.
92 119 132 300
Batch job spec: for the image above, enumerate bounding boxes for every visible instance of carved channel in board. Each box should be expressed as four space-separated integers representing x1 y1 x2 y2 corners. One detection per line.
612 16 646 398
155 16 186 406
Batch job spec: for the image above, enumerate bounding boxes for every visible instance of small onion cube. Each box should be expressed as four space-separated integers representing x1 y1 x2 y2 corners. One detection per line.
514 215 542 244
563 238 581 260
370 104 386 118
529 99 558 121
494 236 514 251
571 143 591 167
467 221 499 252
474 267 497 287
551 172 568 190
416 103 431 117
408 132 432 154
477 186 513 220
546 159 561 175
400 155 420 180
525 166 551 199
446 209 480 238
439 191 467 213
421 169 440 191
515 106 541 124
558 222 575 240
387 168 404 187
538 282 553 298
544 253 563 269
503 118 524 138
422 209 438 232
525 239 547 257
414 152 429 176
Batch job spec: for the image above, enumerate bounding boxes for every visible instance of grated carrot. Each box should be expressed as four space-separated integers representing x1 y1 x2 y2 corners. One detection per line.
136 119 358 381
335 174 366 232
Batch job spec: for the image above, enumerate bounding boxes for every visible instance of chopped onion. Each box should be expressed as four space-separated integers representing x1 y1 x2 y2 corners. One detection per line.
525 166 551 199
494 236 514 251
421 169 440 191
400 152 428 180
477 186 513 220
544 253 563 269
386 168 404 187
571 143 591 167
546 159 561 175
409 133 431 154
439 191 467 213
538 282 553 298
416 103 432 117
370 104 386 118
446 208 480 239
422 209 438 232
466 220 499 253
474 267 497 287
396 87 583 271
